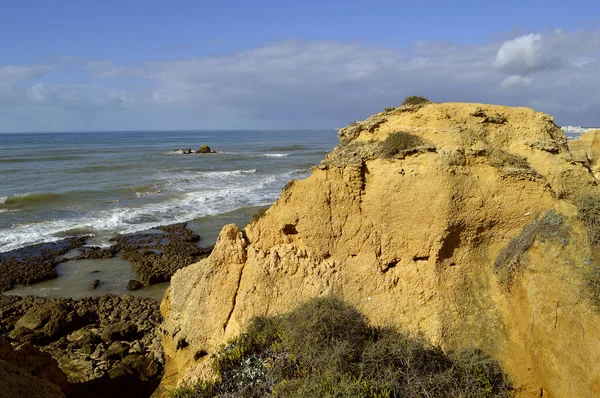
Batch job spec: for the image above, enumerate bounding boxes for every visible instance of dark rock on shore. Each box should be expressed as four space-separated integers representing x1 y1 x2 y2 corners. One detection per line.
0 294 163 397
0 237 88 293
127 280 143 291
116 223 213 286
73 245 118 260
0 335 69 397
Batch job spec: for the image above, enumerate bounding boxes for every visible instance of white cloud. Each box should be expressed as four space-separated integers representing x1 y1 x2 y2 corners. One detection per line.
0 65 54 83
501 75 533 88
1 28 599 131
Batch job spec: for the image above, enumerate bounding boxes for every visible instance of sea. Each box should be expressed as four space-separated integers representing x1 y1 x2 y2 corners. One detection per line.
0 130 338 300
0 130 338 253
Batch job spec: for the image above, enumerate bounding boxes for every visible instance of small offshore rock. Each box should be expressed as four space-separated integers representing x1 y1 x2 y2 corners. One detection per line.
195 144 215 154
90 279 100 290
126 279 143 291
182 148 192 154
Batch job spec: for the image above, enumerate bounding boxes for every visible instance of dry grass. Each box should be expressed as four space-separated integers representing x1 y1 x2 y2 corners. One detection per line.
494 211 568 286
576 196 600 307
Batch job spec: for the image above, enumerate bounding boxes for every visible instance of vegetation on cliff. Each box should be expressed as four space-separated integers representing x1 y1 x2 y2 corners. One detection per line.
171 298 511 398
576 195 600 307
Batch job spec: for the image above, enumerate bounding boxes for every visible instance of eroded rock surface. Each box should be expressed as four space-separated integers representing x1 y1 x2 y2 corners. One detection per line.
0 294 163 397
159 103 600 397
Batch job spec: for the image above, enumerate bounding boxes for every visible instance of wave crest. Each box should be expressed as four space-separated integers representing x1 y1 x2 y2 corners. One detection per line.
0 192 65 209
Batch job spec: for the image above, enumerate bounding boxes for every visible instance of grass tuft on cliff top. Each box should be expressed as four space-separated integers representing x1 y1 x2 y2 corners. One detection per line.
170 297 512 398
401 95 431 106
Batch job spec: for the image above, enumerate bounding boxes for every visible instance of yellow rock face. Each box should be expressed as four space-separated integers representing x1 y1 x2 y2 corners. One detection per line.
568 129 600 179
159 103 600 397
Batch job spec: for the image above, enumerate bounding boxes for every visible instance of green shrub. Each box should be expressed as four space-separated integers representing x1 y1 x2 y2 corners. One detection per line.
383 107 396 112
172 297 512 398
402 96 431 106
379 132 425 159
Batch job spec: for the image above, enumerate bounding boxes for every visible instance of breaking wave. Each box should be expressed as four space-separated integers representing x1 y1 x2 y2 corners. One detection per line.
0 169 302 253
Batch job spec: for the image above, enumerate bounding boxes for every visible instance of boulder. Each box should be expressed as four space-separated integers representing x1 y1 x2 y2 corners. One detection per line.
159 102 600 397
182 148 192 154
0 336 69 394
127 279 143 290
195 144 214 154
0 359 64 398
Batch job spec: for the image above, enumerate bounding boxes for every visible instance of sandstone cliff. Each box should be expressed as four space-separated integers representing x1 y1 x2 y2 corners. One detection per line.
568 129 600 179
160 102 600 397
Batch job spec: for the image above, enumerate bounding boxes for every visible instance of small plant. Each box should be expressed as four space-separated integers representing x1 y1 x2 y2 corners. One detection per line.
281 180 295 196
251 206 269 223
577 195 600 246
488 149 531 170
402 96 431 106
383 106 396 112
379 132 425 159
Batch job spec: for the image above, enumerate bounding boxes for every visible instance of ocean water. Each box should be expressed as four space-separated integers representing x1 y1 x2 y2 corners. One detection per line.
0 130 339 253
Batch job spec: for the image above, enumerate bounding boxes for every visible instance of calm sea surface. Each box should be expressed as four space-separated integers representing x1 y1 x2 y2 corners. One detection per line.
0 130 339 253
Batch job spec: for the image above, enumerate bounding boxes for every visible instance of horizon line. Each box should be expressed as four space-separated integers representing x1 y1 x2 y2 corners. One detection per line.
0 128 338 135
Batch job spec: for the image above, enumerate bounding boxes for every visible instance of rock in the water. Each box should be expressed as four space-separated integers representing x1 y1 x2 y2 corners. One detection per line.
181 148 192 154
90 279 100 290
195 144 214 154
127 280 143 291
116 223 212 286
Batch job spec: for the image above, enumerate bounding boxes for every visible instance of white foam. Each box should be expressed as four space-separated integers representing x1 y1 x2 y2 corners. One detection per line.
0 171 298 253
0 196 6 205
160 169 258 192
262 153 289 157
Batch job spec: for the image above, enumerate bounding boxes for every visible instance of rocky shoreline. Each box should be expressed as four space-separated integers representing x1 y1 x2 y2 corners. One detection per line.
0 222 214 397
0 294 163 397
0 223 213 295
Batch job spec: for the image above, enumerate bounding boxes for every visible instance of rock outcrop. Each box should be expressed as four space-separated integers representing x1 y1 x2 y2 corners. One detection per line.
568 129 600 178
159 102 600 397
1 294 164 397
0 336 67 397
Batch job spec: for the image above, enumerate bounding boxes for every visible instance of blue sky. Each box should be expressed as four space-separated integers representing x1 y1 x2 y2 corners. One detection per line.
0 0 598 131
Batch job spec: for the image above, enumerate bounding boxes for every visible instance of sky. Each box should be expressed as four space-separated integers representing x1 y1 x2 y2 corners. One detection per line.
0 0 599 132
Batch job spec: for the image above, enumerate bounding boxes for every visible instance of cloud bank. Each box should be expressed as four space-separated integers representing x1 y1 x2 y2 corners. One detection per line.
0 28 599 131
